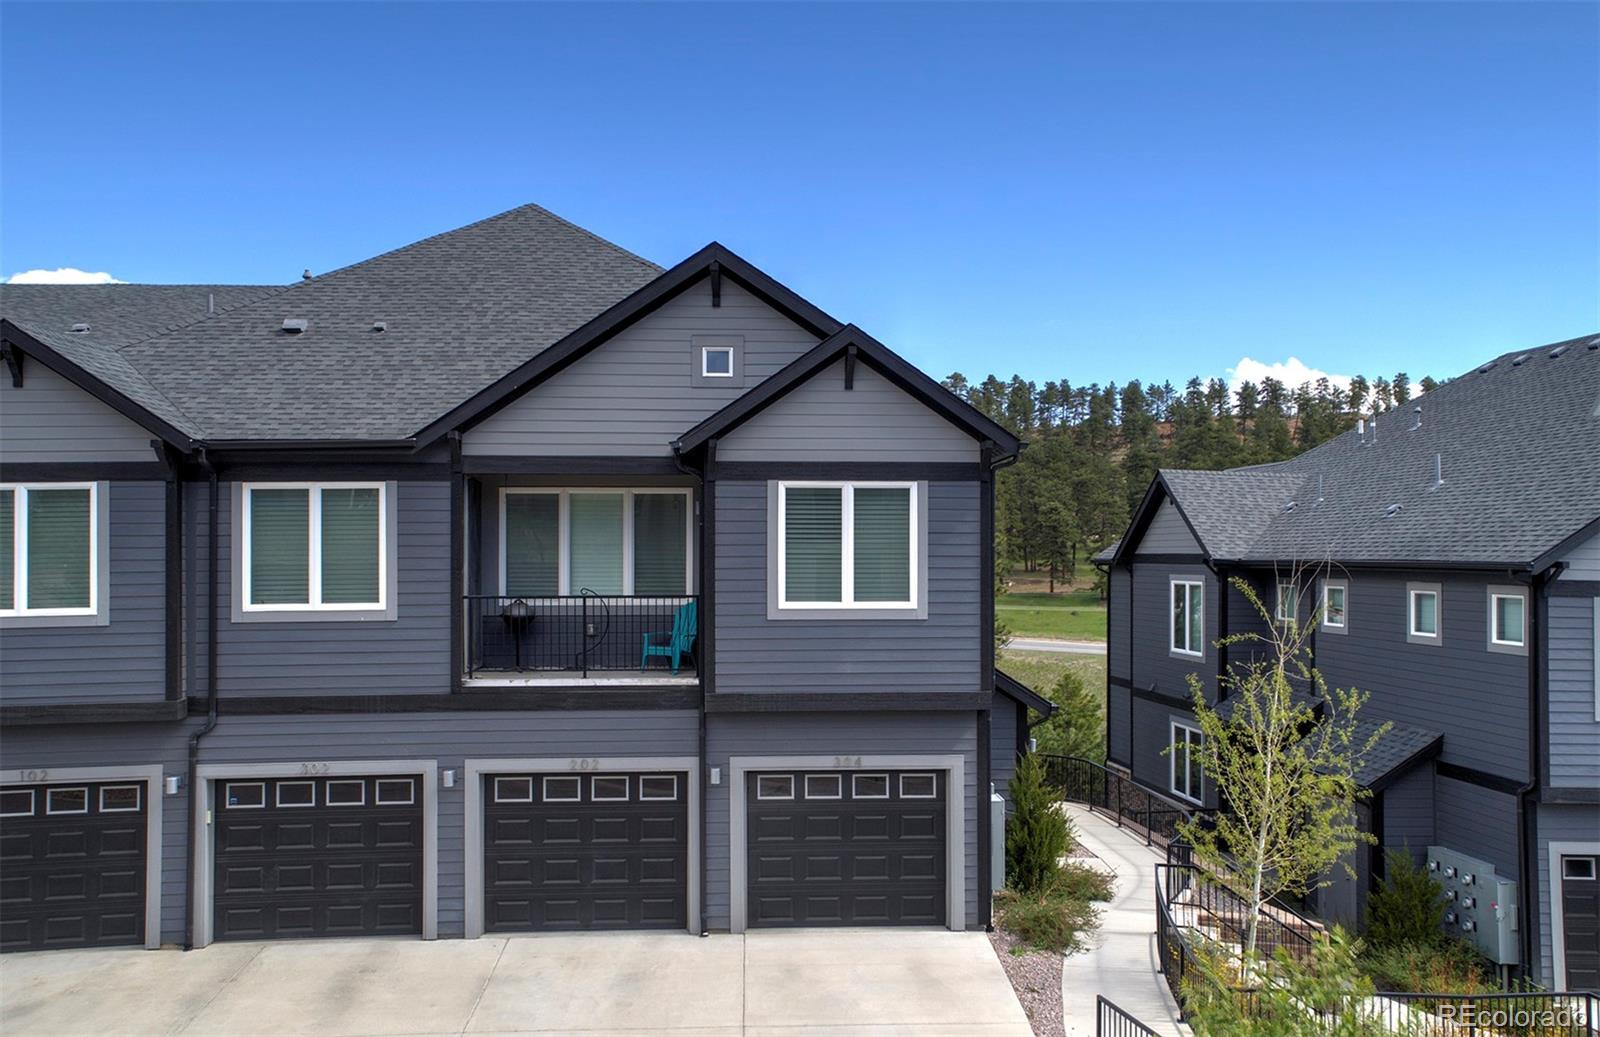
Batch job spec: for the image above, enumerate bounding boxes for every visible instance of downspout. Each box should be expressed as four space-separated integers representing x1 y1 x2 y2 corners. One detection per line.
979 445 1020 930
184 450 220 950
671 440 710 937
1516 561 1561 979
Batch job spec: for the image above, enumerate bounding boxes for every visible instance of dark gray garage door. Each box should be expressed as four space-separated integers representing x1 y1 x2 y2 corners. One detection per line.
484 772 688 931
213 775 423 941
0 782 147 952
746 769 946 928
1562 855 1599 992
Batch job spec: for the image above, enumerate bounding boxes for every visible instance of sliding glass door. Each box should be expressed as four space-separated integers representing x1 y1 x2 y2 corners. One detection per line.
500 488 692 597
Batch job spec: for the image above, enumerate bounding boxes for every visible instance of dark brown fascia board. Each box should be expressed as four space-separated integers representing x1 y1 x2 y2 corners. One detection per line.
673 325 1023 458
994 669 1057 717
408 243 846 448
0 319 196 452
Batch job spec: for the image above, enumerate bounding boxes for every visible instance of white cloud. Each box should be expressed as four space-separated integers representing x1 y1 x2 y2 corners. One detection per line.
1226 356 1351 393
6 267 125 284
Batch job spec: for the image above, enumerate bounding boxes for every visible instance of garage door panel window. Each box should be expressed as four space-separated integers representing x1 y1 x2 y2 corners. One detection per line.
275 782 316 808
325 780 365 806
778 482 917 610
639 776 678 801
1 789 34 816
900 774 937 799
225 783 266 809
591 776 629 802
1566 858 1596 880
542 776 581 802
852 774 889 799
804 774 842 800
99 786 141 812
494 777 533 803
757 775 794 800
375 780 415 806
46 788 87 815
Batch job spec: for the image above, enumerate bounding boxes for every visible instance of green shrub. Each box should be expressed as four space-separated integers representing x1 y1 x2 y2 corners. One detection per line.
1184 929 1398 1037
994 865 1107 953
1360 938 1496 994
1006 751 1069 894
1364 848 1445 951
1031 667 1105 762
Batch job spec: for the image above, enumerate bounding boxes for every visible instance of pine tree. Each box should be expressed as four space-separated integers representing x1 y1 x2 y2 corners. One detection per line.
1005 752 1069 894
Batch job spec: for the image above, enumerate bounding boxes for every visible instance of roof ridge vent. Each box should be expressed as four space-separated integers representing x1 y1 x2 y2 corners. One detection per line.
281 318 309 334
69 322 91 333
1550 343 1570 358
1588 336 1599 350
1512 353 1530 367
1478 361 1497 374
1384 502 1403 518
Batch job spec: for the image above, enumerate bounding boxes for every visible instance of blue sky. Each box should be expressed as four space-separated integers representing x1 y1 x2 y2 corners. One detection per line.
2 2 1595 391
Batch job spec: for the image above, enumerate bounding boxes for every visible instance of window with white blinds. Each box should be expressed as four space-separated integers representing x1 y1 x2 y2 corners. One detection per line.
242 483 386 610
778 482 916 609
500 488 691 597
0 483 99 617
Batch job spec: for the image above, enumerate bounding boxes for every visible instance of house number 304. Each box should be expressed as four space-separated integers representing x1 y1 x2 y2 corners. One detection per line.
833 756 863 768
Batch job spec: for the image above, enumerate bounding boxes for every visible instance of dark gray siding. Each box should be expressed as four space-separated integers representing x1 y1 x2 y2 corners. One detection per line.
1129 563 1216 704
1547 594 1598 789
1380 765 1435 863
462 280 820 457
1 481 167 704
1535 802 1600 985
704 711 979 930
187 480 451 698
713 480 981 695
992 692 1020 812
0 363 160 463
1107 684 1132 766
1108 566 1131 683
1134 500 1202 555
1129 695 1212 808
1317 802 1372 929
718 359 978 463
1434 775 1520 882
1558 530 1600 581
1314 572 1530 780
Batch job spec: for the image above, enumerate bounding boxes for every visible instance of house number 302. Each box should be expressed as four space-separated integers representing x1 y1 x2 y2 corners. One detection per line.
569 758 601 771
299 763 331 776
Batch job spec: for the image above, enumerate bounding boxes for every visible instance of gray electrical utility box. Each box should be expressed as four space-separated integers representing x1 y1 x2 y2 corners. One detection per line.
1426 845 1518 965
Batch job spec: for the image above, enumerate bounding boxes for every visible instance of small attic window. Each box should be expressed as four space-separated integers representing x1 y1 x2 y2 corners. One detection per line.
282 319 309 334
69 323 90 333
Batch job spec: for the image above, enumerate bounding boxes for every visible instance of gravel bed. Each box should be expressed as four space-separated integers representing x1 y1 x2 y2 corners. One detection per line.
988 928 1065 1037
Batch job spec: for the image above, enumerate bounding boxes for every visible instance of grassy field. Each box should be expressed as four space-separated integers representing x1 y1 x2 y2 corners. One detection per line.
996 590 1107 641
998 648 1108 761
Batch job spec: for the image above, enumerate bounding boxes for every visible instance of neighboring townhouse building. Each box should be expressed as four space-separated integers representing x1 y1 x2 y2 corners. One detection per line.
1098 335 1600 991
0 204 1054 953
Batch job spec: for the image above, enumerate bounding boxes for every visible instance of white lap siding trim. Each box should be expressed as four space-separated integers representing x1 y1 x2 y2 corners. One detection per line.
726 753 966 933
190 759 439 948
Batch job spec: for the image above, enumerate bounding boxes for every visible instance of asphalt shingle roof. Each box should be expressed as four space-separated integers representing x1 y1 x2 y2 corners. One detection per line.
1349 717 1441 790
1 205 662 442
1157 335 1600 567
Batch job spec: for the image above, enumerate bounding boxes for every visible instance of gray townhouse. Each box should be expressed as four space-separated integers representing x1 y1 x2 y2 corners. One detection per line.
1098 336 1600 991
0 204 1056 953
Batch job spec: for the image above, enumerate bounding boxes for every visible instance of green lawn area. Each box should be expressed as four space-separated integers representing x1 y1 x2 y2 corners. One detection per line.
997 649 1108 761
996 590 1107 641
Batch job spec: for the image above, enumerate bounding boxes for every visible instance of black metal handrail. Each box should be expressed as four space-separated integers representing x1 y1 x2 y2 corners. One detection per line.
1095 995 1162 1037
464 594 698 679
1039 754 1200 849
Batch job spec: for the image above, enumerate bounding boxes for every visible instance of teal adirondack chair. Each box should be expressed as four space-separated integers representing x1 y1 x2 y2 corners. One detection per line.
640 600 697 675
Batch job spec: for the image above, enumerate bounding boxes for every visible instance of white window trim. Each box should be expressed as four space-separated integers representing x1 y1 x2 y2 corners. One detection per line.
900 773 937 799
803 774 842 800
852 773 890 800
1170 722 1203 805
0 482 102 619
275 781 316 808
493 777 533 803
776 481 919 610
0 789 35 817
755 775 794 800
224 782 266 809
325 779 366 806
1488 588 1527 648
1321 580 1348 632
376 779 416 806
1170 577 1204 658
590 775 630 802
1406 583 1442 644
639 775 679 801
98 785 142 813
241 482 388 612
700 346 735 378
541 776 581 802
498 487 694 597
1275 581 1299 623
46 787 89 815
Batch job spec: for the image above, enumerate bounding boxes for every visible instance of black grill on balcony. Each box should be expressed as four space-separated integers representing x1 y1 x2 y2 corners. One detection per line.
464 593 699 680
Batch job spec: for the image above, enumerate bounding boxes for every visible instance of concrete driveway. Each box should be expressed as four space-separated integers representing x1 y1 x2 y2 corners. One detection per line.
0 930 1031 1037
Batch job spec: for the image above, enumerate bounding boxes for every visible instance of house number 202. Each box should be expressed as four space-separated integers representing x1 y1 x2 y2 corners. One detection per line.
569 758 601 771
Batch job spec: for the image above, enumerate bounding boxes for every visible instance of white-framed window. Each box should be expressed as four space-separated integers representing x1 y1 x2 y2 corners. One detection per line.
1170 578 1204 657
375 779 415 805
500 488 692 597
493 777 533 803
325 780 365 806
225 782 266 809
99 786 141 812
0 482 101 618
1275 581 1300 624
276 781 315 807
1321 580 1348 631
591 775 629 801
756 774 794 800
639 775 678 801
900 773 937 799
1564 857 1597 881
1170 722 1204 804
46 787 88 815
540 776 580 802
852 774 890 799
1407 583 1442 644
700 346 734 378
804 774 842 800
1489 589 1526 647
778 482 916 609
0 789 33 817
242 482 387 611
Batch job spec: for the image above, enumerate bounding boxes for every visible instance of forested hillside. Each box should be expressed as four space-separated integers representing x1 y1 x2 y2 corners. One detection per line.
943 369 1439 591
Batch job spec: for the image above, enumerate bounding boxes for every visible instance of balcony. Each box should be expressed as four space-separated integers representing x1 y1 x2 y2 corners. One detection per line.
463 594 699 686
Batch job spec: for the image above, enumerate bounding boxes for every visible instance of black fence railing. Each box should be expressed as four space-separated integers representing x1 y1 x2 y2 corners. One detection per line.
465 594 698 679
1158 862 1320 970
1095 995 1162 1037
1360 991 1599 1036
1039 754 1199 849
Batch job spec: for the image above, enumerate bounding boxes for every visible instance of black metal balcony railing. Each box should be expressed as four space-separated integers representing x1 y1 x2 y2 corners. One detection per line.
1038 754 1200 849
464 594 699 680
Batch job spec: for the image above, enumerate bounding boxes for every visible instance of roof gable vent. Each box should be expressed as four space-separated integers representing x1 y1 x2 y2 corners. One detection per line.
1384 503 1403 518
69 322 91 333
281 319 309 334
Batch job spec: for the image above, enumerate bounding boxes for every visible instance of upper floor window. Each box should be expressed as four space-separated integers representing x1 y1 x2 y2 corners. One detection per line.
1170 578 1204 657
1321 580 1348 632
501 488 691 597
700 346 734 378
1275 581 1300 625
1170 720 1204 804
242 483 386 611
0 482 105 622
1406 582 1442 645
1487 585 1527 654
778 482 916 609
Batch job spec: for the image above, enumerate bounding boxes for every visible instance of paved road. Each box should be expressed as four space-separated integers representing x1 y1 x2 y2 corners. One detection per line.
1 929 1031 1037
1008 637 1107 655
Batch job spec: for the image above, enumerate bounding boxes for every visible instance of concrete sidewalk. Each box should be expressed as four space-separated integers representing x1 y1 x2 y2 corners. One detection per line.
0 929 1032 1037
1006 638 1107 655
1060 804 1190 1037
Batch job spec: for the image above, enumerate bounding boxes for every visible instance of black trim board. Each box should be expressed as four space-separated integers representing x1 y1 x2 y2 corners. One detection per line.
1549 580 1600 597
1364 736 1444 794
1436 761 1527 797
183 462 451 481
1 320 197 451
1 700 188 727
713 462 983 481
1109 674 1194 710
994 669 1057 717
1531 514 1600 574
462 456 688 477
1541 786 1600 805
0 462 170 482
674 325 1021 458
190 690 701 714
1133 553 1210 565
705 692 992 713
411 243 845 447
